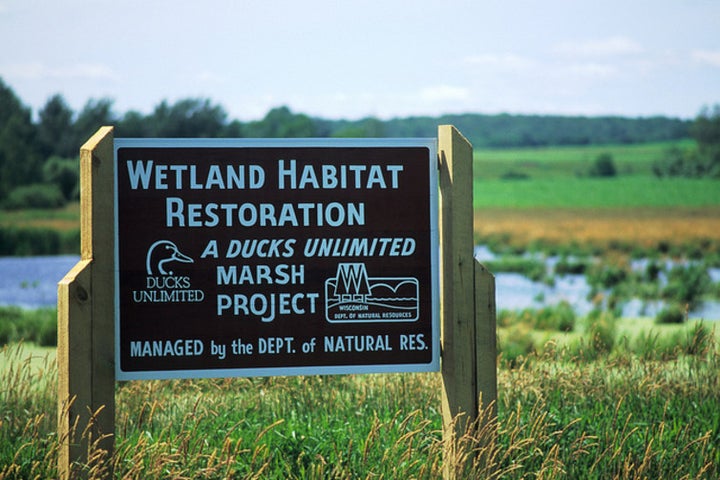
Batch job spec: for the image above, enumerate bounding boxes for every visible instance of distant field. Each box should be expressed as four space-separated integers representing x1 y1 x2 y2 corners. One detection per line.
474 140 693 179
474 176 720 209
472 141 720 209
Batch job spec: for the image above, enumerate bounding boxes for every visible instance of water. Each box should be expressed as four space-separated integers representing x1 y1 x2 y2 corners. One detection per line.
473 246 720 320
2 254 719 320
0 255 80 308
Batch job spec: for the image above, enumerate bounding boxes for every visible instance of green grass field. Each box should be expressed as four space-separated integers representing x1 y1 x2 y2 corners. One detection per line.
474 176 720 209
471 140 720 209
474 140 694 179
2 317 719 479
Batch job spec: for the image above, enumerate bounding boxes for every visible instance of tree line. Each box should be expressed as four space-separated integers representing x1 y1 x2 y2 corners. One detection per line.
0 76 717 209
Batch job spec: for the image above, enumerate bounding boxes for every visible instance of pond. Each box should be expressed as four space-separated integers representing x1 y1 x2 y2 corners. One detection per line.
474 246 720 320
0 255 82 308
1 253 719 320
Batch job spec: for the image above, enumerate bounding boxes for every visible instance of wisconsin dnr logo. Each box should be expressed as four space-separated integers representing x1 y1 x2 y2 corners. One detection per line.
325 262 419 322
132 240 205 303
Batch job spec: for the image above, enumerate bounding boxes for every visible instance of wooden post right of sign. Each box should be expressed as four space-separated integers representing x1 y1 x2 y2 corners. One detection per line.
438 124 497 478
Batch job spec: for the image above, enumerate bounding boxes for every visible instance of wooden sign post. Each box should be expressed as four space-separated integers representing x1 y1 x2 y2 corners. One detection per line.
58 126 115 479
438 125 497 478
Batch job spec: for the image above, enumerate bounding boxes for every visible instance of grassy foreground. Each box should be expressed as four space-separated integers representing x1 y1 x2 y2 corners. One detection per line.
2 322 719 479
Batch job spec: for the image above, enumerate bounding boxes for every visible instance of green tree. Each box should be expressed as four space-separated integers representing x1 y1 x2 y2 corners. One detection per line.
3 183 66 209
0 79 42 200
653 105 720 178
117 110 150 137
690 104 720 149
332 117 385 138
72 98 117 147
37 94 75 158
246 106 317 137
223 119 244 138
690 104 720 177
148 98 227 137
43 156 79 201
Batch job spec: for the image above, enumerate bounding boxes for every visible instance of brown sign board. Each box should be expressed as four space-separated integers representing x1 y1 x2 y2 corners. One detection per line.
114 139 439 380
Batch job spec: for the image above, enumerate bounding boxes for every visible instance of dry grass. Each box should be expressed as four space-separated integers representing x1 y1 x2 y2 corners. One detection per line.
475 206 720 249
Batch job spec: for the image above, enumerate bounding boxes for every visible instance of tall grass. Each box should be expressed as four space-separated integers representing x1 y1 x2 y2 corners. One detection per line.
2 327 718 479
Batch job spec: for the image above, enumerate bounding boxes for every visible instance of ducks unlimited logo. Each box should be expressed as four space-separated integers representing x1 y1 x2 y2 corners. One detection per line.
132 240 205 303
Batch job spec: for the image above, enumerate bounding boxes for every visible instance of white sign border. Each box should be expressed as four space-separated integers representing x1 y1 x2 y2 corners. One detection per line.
113 137 439 380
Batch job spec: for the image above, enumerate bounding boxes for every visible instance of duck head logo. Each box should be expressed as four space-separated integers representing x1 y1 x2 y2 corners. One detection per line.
134 240 204 303
146 240 194 275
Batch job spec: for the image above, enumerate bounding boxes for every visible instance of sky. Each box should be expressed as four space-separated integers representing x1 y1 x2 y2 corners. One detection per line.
1 0 719 122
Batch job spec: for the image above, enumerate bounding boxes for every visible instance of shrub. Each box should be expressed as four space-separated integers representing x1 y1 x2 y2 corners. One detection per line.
0 307 23 345
554 258 588 275
587 262 629 289
484 256 546 282
0 226 79 255
653 144 720 178
588 153 617 177
43 156 79 201
2 183 66 209
499 324 535 367
662 264 711 308
60 228 81 254
655 304 686 324
0 306 57 346
500 170 530 180
644 261 663 282
535 301 576 332
0 226 63 255
33 309 57 346
586 310 618 355
0 316 17 344
497 309 519 328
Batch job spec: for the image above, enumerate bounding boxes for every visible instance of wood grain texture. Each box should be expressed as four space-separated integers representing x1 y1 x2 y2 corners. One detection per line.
439 125 497 479
58 126 115 479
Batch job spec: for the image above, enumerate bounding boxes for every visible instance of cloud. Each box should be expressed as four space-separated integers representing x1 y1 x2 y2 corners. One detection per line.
419 85 470 102
463 53 536 71
2 62 117 80
563 63 618 78
554 36 644 57
195 71 226 83
692 50 720 67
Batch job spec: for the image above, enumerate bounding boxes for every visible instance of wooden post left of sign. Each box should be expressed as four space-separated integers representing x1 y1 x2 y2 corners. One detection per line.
58 126 115 480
